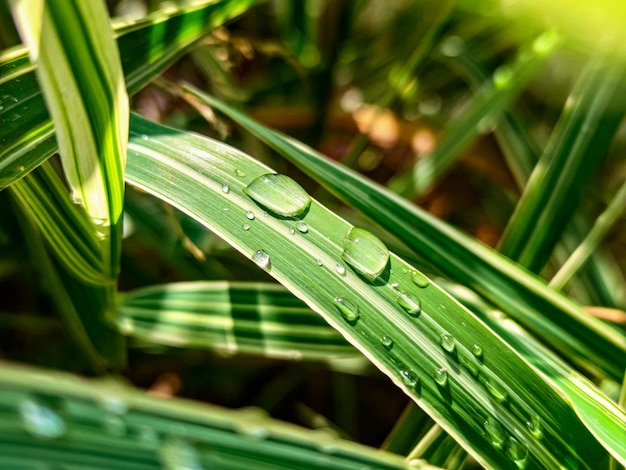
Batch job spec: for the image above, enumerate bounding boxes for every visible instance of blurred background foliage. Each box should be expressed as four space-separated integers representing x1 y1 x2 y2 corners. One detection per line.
1 0 624 458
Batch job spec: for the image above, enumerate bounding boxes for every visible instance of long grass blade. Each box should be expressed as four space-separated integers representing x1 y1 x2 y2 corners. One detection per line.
0 0 258 190
497 57 626 272
120 281 357 360
195 89 626 381
123 112 616 468
0 361 427 470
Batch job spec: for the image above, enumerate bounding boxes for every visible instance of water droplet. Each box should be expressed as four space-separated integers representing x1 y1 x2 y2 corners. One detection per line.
244 173 311 218
440 334 455 353
460 356 480 378
19 399 66 439
472 344 483 359
434 368 448 387
484 417 507 449
399 369 419 388
245 210 255 220
396 292 421 316
252 250 270 269
242 223 251 231
410 270 430 288
221 184 230 194
508 437 528 464
237 424 269 440
159 438 203 470
289 226 296 234
390 281 398 288
296 221 308 233
341 228 389 282
141 134 148 141
333 297 359 323
380 335 393 349
335 263 346 276
102 414 126 436
315 258 323 266
526 415 543 439
483 378 508 403
234 169 247 177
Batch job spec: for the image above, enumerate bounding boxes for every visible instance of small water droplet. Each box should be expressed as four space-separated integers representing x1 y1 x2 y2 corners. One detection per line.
434 368 448 387
242 223 251 231
289 226 296 234
19 399 66 439
410 270 430 288
484 417 507 449
315 258 323 266
390 281 399 288
223 207 229 211
399 369 419 388
508 437 528 464
252 250 270 269
526 415 543 439
396 292 421 316
296 221 308 233
380 335 393 349
221 183 230 194
472 344 483 359
440 334 455 353
244 173 311 218
341 227 389 282
335 263 346 276
483 378 508 403
333 297 360 323
234 169 247 177
245 210 255 220
141 134 148 141
460 356 480 378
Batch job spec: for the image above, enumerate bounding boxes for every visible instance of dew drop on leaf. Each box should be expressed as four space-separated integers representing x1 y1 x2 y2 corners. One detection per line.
242 223 251 231
484 416 507 449
341 227 389 282
244 173 311 218
221 183 230 194
396 292 421 316
526 415 543 439
380 335 393 349
296 221 308 233
333 297 360 323
252 250 270 269
472 343 483 359
159 438 203 470
434 368 449 387
335 263 346 276
19 399 66 439
440 334 455 353
508 437 529 464
399 369 419 388
245 210 255 220
410 270 430 288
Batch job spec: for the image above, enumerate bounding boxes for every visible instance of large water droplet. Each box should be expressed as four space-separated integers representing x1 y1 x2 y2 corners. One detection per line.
252 250 270 269
341 227 389 282
399 369 419 388
396 292 421 316
509 437 528 463
440 334 455 353
244 173 311 218
484 417 507 449
333 297 360 323
380 335 393 349
245 210 255 220
19 399 66 439
410 270 430 288
434 368 449 387
296 221 308 233
335 263 346 276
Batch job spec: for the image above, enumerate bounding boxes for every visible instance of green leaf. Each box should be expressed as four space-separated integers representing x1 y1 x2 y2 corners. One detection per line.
497 57 626 272
0 361 424 470
0 0 258 190
123 112 613 469
119 281 358 360
194 88 626 382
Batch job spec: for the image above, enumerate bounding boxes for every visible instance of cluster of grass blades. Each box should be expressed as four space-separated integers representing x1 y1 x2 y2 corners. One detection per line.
0 1 624 469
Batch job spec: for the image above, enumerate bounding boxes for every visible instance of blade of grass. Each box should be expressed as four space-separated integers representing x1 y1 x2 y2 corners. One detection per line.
387 30 560 198
195 88 626 381
550 179 626 291
124 112 614 468
119 281 358 360
0 361 428 470
497 57 626 272
0 0 259 190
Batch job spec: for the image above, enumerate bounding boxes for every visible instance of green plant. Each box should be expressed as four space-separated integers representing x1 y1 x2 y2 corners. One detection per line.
0 1 625 469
